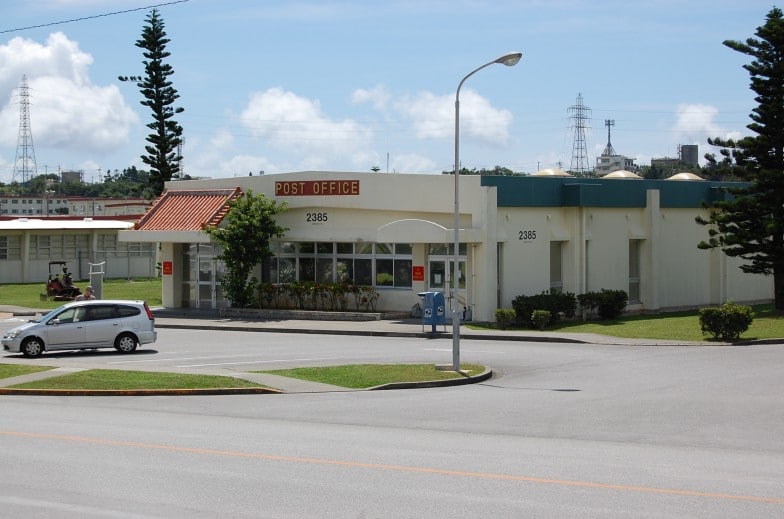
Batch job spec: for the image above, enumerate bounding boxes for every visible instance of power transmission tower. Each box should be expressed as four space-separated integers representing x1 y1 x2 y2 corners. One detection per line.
12 75 38 185
568 93 591 176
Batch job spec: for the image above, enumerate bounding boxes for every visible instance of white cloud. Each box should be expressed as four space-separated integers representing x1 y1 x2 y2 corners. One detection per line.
0 33 137 153
388 152 439 174
185 129 278 178
397 89 514 145
351 85 391 112
672 103 741 142
239 87 374 170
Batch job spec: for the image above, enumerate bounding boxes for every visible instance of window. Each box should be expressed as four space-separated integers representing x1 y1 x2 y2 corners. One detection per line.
375 259 394 286
116 305 141 318
85 306 117 321
98 234 119 256
629 240 641 303
29 235 51 260
0 235 21 260
550 241 564 293
264 241 413 287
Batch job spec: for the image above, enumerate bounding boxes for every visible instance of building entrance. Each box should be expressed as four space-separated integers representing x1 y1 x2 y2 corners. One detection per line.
197 257 220 309
428 255 466 316
182 244 224 309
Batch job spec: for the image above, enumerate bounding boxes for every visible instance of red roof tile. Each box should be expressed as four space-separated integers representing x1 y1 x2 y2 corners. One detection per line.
135 188 243 231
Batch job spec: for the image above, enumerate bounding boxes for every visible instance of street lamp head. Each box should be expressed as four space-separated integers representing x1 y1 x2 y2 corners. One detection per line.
495 52 522 67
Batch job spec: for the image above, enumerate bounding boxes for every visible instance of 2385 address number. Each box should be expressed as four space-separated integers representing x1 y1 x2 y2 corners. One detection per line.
518 230 537 240
306 212 328 223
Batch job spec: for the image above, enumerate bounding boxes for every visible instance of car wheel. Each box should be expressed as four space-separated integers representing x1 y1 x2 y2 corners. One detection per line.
114 333 138 353
21 337 44 358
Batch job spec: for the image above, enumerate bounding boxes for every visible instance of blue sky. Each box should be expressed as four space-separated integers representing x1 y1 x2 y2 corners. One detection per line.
0 0 774 184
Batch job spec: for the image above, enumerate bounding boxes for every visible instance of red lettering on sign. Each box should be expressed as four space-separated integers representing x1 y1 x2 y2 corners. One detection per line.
275 180 360 196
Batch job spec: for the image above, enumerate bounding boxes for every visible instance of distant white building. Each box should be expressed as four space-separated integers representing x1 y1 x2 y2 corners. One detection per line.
0 195 150 218
0 217 158 284
594 120 637 175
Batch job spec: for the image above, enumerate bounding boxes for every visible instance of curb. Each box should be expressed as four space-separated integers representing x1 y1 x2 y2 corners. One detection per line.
369 367 493 390
0 387 283 396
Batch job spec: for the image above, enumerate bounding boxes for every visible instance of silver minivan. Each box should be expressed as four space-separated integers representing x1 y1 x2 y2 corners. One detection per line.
2 300 157 358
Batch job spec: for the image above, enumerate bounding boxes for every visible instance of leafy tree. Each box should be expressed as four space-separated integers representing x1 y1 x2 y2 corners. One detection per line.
121 8 184 197
696 7 784 310
26 173 59 195
204 191 288 308
441 166 525 176
702 147 745 181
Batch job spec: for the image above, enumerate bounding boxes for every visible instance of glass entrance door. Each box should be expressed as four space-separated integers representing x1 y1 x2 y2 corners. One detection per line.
429 259 447 290
197 257 217 309
428 257 466 316
429 258 466 291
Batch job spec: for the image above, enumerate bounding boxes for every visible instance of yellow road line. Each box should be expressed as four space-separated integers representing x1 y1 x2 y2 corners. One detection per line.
2 430 782 505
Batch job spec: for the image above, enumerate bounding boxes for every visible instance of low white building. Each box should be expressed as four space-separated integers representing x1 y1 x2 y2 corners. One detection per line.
119 171 773 321
0 217 158 285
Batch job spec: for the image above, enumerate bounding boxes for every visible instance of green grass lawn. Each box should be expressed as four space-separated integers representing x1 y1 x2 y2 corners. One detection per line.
0 278 162 310
7 369 265 390
1 364 485 391
260 363 486 389
473 304 784 342
0 364 55 379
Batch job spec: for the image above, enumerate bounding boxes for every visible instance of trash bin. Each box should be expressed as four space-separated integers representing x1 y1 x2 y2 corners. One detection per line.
418 291 446 333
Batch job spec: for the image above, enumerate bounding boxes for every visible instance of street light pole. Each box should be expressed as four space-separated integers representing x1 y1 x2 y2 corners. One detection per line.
452 51 522 372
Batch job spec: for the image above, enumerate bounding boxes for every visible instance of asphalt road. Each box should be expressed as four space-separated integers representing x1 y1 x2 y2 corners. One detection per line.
1 322 783 517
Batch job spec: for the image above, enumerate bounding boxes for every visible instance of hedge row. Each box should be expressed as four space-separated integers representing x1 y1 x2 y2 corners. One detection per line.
509 289 628 328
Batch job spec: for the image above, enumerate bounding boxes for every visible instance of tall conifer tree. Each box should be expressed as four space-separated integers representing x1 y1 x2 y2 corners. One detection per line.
123 8 184 197
697 7 784 310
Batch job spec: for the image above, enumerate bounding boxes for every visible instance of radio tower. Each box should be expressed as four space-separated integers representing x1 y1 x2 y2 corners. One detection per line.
12 75 38 185
603 119 616 156
568 93 591 176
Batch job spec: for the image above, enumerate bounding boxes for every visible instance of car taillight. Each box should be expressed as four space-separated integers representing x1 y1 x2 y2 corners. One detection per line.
144 302 155 321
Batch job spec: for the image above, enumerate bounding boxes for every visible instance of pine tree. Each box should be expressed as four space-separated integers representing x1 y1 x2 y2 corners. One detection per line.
697 7 784 310
122 9 184 197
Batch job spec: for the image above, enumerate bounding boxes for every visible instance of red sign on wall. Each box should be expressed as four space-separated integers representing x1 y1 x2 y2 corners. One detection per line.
162 261 173 276
275 180 360 196
412 265 425 282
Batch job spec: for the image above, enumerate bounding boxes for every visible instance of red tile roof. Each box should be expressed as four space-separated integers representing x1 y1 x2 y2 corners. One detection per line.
134 188 243 231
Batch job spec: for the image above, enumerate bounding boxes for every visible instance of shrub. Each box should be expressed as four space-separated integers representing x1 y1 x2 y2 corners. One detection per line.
699 301 754 341
597 289 628 320
494 308 516 330
577 292 600 319
512 290 577 327
531 310 551 330
579 289 628 320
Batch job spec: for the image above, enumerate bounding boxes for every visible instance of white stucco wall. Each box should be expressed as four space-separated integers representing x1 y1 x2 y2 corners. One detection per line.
131 172 773 318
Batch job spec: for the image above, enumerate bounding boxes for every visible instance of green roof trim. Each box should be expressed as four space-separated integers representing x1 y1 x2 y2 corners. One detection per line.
479 176 740 208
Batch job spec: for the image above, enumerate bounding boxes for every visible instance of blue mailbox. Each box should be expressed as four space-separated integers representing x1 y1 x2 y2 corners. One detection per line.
418 291 446 333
